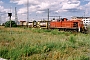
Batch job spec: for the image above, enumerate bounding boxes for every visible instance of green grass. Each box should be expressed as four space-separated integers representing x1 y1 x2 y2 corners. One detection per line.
0 26 90 60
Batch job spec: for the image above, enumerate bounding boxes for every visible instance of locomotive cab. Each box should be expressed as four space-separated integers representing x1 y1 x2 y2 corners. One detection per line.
73 20 88 33
61 18 68 21
73 22 78 27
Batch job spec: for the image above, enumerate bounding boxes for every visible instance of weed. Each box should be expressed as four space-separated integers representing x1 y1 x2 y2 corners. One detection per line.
0 27 90 60
68 35 76 44
0 47 8 58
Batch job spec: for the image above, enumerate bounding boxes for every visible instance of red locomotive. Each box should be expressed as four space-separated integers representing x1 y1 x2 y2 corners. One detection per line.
50 18 87 33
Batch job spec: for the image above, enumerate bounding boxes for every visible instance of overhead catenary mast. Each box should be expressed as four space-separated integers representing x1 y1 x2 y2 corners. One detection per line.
27 0 29 27
47 9 49 29
48 9 49 21
84 12 85 17
15 7 18 25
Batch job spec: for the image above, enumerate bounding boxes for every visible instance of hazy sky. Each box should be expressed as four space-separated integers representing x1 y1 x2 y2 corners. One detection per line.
0 0 90 23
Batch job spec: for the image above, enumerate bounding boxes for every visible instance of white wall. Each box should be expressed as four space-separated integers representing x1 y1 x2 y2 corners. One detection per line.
82 19 90 25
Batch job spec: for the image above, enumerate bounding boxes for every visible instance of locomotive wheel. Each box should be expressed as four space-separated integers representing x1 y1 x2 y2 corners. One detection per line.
83 29 88 34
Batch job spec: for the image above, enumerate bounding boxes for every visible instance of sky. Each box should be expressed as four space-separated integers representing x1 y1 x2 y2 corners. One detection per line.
0 0 90 23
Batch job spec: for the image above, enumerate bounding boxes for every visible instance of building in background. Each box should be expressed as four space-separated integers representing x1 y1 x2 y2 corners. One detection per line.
71 16 90 25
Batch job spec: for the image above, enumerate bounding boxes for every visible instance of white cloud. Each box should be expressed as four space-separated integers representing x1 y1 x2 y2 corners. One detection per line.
10 0 26 5
18 7 27 14
84 0 90 2
0 1 10 13
36 11 45 14
0 1 13 23
0 1 3 4
38 2 50 10
62 1 80 10
85 2 90 7
9 0 90 21
84 2 90 15
0 5 10 13
10 0 40 5
11 0 81 14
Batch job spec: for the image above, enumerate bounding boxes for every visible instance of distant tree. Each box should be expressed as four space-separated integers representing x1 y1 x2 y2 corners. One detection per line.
5 20 17 27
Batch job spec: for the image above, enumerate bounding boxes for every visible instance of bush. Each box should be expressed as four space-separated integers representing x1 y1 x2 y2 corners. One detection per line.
51 29 60 35
0 47 9 59
87 25 90 33
5 20 17 27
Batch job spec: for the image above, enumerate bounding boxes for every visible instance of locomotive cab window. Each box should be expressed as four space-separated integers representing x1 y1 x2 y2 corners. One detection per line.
73 22 78 27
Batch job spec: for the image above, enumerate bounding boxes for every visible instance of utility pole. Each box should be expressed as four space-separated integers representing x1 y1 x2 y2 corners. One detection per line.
47 9 49 29
27 0 29 27
15 7 18 25
10 7 12 28
48 9 49 21
59 16 60 20
84 12 85 17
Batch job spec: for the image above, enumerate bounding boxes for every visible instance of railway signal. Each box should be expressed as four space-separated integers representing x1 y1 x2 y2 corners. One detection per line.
8 13 12 28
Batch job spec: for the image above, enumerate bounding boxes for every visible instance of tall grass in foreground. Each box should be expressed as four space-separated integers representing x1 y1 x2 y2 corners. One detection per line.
0 27 90 60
